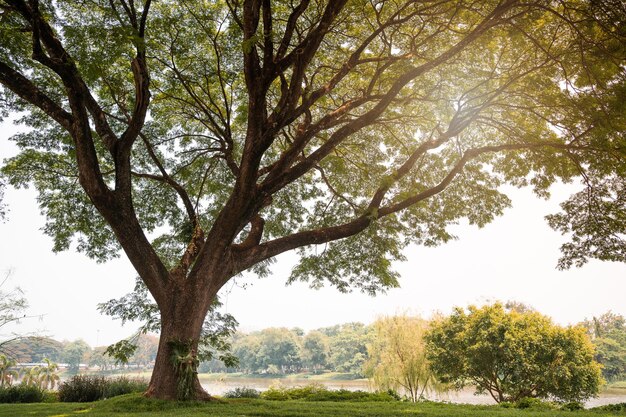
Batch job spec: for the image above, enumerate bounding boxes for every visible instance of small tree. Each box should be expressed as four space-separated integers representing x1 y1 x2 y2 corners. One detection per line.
302 331 329 372
20 366 40 386
0 354 17 386
365 315 444 402
61 340 90 374
88 346 115 372
326 323 371 376
426 303 602 403
37 357 59 390
581 311 626 381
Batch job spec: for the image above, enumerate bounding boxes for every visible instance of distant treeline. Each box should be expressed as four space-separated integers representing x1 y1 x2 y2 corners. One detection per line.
202 308 626 382
2 334 158 372
4 308 625 382
206 322 371 376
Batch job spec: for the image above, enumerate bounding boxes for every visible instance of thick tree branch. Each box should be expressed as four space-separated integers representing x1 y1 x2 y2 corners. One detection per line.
260 0 518 196
238 140 577 273
0 61 73 129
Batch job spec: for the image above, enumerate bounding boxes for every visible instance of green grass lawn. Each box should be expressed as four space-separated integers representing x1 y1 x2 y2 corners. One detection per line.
0 395 625 417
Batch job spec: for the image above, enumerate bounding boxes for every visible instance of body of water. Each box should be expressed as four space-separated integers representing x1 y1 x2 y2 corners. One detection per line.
199 376 626 408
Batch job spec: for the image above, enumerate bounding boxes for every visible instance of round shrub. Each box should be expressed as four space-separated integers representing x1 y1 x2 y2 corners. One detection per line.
223 387 261 398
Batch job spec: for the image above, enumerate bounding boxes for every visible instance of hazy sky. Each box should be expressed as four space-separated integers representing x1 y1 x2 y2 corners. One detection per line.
1 119 625 347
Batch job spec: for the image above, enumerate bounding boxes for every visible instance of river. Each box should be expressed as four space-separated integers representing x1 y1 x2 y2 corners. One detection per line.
199 376 626 408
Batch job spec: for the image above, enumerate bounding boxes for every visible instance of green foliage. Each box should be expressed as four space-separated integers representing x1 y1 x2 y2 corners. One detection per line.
102 377 149 399
325 323 371 376
426 303 603 403
222 387 261 399
33 358 60 390
1 0 626 401
512 397 557 410
168 339 199 401
103 340 138 366
0 355 17 387
0 384 45 403
58 375 108 403
233 327 302 374
560 401 585 411
547 175 626 269
0 337 62 364
365 315 446 402
259 384 398 402
580 311 626 381
4 392 626 416
61 340 90 374
88 346 116 371
57 375 148 403
302 331 329 371
98 278 238 368
592 402 626 412
232 323 373 377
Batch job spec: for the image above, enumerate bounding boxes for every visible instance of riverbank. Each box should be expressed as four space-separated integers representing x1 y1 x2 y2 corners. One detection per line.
104 370 626 408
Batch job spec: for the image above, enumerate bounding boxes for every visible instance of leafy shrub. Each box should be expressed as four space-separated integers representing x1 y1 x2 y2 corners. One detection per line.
58 375 148 402
223 387 261 398
0 384 46 403
104 377 149 398
560 401 584 411
591 402 626 412
59 375 108 402
513 397 557 410
260 384 398 402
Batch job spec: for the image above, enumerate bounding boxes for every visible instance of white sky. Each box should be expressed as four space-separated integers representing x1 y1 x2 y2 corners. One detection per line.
1 119 625 347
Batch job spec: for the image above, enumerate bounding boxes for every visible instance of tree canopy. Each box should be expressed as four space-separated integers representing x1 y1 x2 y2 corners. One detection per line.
426 303 603 403
0 0 624 400
581 311 626 381
365 315 444 402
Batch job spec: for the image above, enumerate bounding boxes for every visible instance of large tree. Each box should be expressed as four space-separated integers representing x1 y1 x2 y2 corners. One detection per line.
0 0 624 400
426 303 602 403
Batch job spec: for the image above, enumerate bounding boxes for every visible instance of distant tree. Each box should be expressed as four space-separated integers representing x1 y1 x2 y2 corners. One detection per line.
130 333 159 367
426 303 602 403
0 354 17 386
61 339 90 374
88 346 116 372
37 357 59 390
365 315 445 402
20 365 40 386
302 331 329 372
326 323 371 376
581 312 626 381
582 311 626 339
593 338 626 381
255 328 302 373
232 333 262 373
1 337 63 363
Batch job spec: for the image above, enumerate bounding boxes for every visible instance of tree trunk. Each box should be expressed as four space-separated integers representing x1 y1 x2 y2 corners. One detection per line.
144 285 215 400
